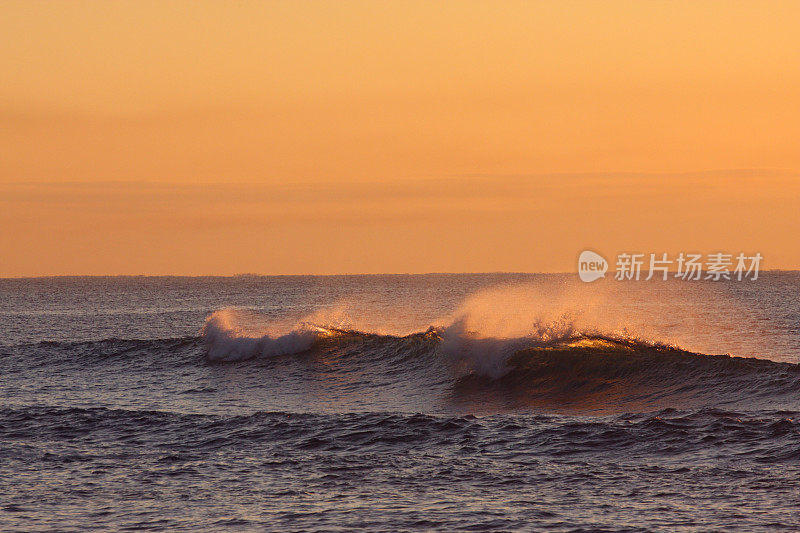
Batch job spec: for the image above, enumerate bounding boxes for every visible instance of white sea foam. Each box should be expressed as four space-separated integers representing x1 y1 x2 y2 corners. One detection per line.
432 282 607 377
438 317 579 378
200 282 615 369
201 308 330 362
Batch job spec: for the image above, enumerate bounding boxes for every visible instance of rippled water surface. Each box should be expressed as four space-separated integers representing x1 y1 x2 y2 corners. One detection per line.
1 274 800 531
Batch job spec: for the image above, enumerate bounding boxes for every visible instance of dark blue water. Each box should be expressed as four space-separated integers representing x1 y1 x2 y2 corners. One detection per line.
2 274 800 531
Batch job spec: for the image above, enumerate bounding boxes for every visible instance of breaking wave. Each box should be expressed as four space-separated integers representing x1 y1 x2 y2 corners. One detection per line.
191 307 800 413
201 308 332 362
5 305 798 414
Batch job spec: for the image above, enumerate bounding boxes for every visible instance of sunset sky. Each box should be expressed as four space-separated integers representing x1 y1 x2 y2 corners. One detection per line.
2 1 799 276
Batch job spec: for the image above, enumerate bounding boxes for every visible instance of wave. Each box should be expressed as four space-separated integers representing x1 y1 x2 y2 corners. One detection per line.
2 405 799 462
452 336 800 412
0 336 201 369
193 308 800 412
201 309 330 362
4 308 798 414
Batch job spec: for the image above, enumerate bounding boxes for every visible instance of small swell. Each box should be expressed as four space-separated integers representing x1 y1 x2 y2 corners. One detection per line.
1 337 201 369
2 406 799 462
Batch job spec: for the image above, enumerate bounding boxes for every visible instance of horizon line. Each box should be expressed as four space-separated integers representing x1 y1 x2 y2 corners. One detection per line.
1 269 797 280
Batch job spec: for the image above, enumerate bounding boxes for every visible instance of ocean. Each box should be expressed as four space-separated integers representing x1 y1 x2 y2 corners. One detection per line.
1 273 799 531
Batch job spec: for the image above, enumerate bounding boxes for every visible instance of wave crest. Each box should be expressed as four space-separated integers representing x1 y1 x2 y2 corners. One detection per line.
201 309 338 362
196 307 800 414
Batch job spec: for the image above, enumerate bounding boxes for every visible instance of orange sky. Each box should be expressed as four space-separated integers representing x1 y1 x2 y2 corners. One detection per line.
2 1 799 275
